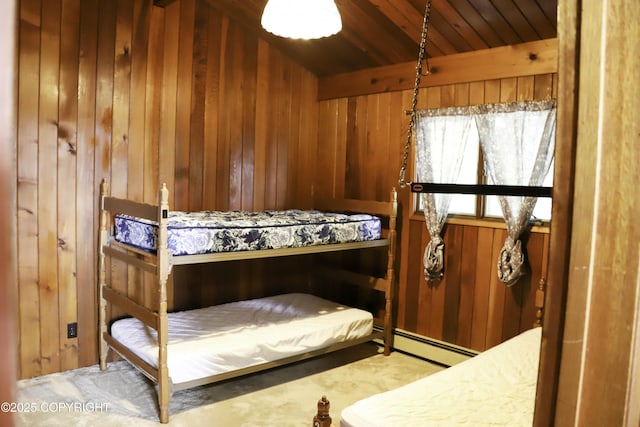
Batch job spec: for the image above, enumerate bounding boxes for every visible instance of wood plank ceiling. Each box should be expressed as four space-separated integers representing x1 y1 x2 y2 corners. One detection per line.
155 0 558 77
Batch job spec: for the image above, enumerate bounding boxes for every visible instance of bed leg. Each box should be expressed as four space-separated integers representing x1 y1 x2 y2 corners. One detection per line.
534 277 546 328
98 282 108 369
157 334 171 423
383 301 392 356
159 398 169 424
157 333 170 423
383 187 397 356
98 313 108 370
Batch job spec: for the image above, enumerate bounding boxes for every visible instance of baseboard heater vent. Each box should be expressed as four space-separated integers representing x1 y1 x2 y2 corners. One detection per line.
373 326 478 367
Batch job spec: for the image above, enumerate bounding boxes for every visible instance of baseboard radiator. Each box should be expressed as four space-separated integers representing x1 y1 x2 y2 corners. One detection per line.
374 327 477 367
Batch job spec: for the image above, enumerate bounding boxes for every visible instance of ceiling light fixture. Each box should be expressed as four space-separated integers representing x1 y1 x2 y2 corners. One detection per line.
261 0 342 40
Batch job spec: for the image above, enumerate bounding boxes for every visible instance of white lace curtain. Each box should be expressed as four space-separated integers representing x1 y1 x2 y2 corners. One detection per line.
415 107 477 281
414 100 556 285
474 100 556 285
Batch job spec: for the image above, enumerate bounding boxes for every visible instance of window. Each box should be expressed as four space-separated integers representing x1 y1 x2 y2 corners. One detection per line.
414 106 555 222
484 159 554 220
446 126 479 216
413 100 556 285
416 143 554 221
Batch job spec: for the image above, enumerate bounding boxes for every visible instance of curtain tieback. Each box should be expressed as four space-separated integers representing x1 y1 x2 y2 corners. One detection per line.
498 236 525 286
424 235 445 281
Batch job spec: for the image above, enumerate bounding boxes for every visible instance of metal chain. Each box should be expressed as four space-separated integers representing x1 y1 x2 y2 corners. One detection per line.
398 0 433 188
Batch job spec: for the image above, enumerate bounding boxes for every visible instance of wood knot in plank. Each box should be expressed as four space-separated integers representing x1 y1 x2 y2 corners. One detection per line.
66 141 77 155
58 238 69 250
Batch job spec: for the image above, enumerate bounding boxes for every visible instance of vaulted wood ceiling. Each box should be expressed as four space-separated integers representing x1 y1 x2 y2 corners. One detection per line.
156 0 558 77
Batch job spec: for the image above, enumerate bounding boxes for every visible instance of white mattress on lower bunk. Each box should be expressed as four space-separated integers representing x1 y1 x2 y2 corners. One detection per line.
340 326 542 427
110 293 373 385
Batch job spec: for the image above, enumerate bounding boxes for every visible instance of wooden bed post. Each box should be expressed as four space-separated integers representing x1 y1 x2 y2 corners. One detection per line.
313 395 332 427
534 277 546 328
384 188 398 356
98 179 109 370
157 184 171 423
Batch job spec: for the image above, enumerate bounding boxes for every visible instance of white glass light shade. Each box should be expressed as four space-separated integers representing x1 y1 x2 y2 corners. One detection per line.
261 0 342 40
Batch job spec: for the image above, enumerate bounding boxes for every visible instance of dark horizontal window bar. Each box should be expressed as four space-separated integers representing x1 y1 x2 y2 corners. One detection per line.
410 183 552 198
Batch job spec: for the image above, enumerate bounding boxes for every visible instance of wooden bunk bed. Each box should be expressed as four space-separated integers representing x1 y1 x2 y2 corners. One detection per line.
98 180 398 423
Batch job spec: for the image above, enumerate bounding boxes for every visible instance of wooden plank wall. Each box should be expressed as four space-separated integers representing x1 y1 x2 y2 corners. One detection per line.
553 0 640 423
317 74 557 352
1 1 18 424
14 0 556 379
14 0 318 379
404 223 549 351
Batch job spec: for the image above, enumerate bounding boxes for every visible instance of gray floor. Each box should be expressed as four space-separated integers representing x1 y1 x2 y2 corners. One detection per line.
15 343 444 427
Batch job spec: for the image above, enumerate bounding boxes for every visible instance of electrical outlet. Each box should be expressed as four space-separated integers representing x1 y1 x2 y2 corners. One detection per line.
67 322 78 339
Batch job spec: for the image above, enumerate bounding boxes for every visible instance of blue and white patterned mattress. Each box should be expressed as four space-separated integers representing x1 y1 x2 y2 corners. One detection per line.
114 209 382 256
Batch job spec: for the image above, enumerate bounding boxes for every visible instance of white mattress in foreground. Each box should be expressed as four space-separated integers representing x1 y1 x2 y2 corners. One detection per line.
111 293 373 385
340 327 542 427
